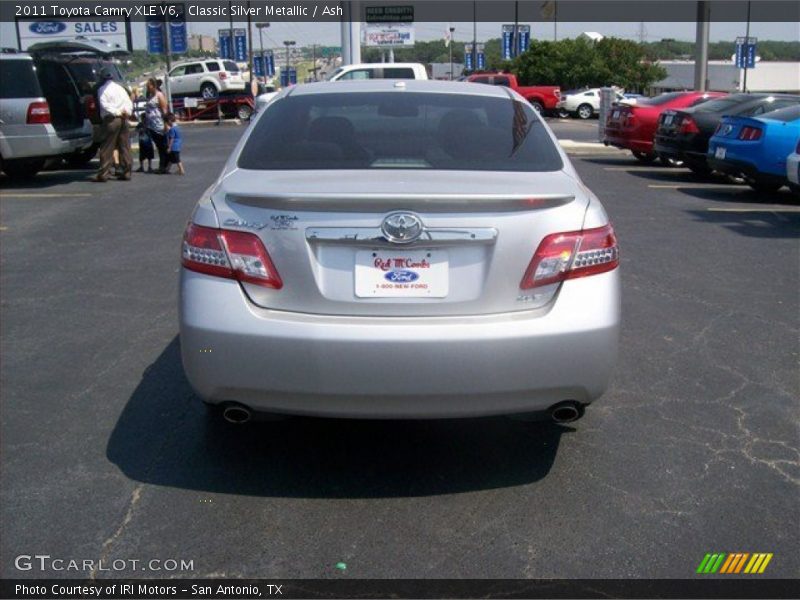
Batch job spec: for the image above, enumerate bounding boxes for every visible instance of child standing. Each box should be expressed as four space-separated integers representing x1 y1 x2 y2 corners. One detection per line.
135 113 154 172
163 113 184 175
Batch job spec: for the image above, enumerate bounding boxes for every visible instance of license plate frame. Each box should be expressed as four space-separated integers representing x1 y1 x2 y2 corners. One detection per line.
355 249 449 298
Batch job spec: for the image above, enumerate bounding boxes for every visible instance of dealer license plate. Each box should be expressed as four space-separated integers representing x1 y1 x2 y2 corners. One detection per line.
355 250 448 298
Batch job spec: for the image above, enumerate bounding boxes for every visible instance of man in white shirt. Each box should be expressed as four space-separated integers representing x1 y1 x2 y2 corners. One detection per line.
92 69 134 182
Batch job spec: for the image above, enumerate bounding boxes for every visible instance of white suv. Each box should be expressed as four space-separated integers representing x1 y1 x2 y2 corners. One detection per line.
326 63 428 81
168 59 245 99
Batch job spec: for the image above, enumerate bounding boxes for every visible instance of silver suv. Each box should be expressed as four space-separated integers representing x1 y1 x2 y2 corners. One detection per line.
0 50 93 179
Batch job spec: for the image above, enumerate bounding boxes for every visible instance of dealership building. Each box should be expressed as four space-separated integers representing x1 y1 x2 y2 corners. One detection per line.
652 60 800 94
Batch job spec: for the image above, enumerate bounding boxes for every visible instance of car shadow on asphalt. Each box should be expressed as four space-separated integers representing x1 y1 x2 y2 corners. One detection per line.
106 337 569 498
685 208 800 239
0 162 97 189
677 185 799 207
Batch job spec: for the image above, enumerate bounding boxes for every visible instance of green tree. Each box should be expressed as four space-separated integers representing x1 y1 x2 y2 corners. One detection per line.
511 38 666 92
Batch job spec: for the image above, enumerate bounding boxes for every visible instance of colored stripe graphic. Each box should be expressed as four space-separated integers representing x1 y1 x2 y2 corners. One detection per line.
734 553 749 573
710 554 726 573
720 554 736 574
697 552 772 574
697 554 712 573
758 554 773 573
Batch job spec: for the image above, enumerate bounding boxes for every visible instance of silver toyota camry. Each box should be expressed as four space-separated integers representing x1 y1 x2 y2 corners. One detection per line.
179 80 620 424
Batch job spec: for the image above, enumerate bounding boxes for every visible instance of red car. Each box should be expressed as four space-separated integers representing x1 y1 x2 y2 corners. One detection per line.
604 91 726 164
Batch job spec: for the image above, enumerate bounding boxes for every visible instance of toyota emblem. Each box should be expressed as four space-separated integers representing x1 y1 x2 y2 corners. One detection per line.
381 212 423 244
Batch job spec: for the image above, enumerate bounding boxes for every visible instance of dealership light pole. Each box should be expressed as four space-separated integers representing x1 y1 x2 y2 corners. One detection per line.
449 27 455 80
256 22 269 83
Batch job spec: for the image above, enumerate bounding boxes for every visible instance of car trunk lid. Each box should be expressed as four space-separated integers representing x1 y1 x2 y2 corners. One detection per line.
210 169 590 317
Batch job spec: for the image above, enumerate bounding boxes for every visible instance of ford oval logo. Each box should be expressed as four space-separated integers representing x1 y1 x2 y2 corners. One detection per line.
29 21 67 35
381 211 423 244
385 270 419 283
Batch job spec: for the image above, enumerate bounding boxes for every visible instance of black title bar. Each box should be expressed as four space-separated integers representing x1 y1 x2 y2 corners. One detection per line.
3 1 800 22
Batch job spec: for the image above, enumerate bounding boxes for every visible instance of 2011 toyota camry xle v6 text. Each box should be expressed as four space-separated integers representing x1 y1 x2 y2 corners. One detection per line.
179 80 620 424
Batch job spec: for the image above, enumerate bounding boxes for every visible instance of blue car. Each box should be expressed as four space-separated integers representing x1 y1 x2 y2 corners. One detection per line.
708 104 800 192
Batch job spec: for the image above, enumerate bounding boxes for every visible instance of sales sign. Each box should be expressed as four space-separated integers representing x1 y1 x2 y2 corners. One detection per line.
365 6 414 22
502 24 514 60
735 36 757 69
363 24 414 47
218 29 232 59
234 28 247 62
18 19 128 50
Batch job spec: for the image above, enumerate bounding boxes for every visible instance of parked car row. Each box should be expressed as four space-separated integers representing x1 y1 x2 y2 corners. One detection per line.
605 91 800 194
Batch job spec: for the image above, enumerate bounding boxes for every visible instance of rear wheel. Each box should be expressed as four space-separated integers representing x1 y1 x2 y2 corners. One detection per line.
528 100 544 115
65 146 98 168
747 177 783 193
632 151 657 164
576 103 593 120
200 82 218 100
2 158 45 179
237 104 253 121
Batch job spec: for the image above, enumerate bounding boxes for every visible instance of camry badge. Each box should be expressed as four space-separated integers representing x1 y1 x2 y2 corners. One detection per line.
381 212 423 244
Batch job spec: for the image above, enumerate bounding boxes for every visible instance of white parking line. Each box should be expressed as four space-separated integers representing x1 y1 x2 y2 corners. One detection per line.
706 207 800 213
604 166 661 171
647 184 737 189
0 193 92 198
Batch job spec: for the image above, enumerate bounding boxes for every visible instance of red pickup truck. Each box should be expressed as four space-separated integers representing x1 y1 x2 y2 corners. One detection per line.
466 73 561 114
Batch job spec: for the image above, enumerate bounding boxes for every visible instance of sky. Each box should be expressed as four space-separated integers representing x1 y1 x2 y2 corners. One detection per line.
3 19 798 53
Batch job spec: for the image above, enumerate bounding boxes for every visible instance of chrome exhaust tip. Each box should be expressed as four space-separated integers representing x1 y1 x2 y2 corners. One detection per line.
549 401 583 424
222 404 252 424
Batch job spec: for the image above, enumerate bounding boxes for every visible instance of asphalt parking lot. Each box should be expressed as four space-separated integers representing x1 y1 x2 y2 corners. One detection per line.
1 118 798 579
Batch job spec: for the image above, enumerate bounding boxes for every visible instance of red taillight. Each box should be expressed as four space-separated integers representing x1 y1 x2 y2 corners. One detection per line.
738 126 762 141
85 95 98 119
181 223 282 289
26 101 51 124
520 224 619 289
679 116 699 134
219 71 228 80
554 88 561 100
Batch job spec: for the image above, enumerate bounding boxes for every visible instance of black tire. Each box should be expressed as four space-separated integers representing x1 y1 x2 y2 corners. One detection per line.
65 146 98 168
200 82 218 100
237 104 253 121
687 162 712 177
632 151 657 164
747 177 783 193
2 158 45 179
576 103 594 120
529 100 544 115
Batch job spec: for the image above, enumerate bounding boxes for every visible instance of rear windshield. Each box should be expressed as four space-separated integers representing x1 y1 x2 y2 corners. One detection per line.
638 92 686 106
238 92 564 172
0 59 42 99
223 61 239 72
694 95 754 113
762 104 800 122
63 60 123 94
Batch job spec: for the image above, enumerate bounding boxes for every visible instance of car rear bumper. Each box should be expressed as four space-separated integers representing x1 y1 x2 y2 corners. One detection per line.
604 133 653 154
0 124 91 160
179 269 621 418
